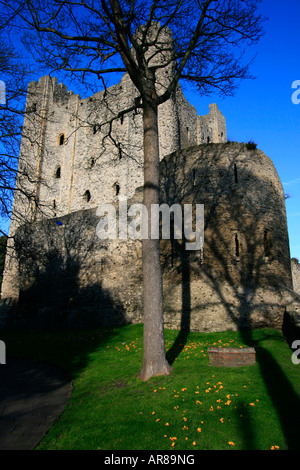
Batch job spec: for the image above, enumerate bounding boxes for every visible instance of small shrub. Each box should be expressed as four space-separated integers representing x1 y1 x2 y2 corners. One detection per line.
246 140 257 150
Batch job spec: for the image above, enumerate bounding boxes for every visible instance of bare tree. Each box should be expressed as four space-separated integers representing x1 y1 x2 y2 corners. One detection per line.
2 0 265 380
0 32 30 234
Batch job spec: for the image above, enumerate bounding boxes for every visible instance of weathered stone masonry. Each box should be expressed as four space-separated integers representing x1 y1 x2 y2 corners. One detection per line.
2 139 296 332
0 31 298 331
1 71 226 301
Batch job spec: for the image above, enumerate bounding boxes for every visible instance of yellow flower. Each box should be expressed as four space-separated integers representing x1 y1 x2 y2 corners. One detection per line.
228 441 235 446
152 412 155 415
220 418 224 423
165 423 170 426
156 419 160 422
249 403 255 406
197 428 201 433
271 445 279 450
193 441 196 446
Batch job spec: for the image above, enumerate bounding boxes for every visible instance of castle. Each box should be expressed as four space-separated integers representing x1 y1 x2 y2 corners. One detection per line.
1 28 299 331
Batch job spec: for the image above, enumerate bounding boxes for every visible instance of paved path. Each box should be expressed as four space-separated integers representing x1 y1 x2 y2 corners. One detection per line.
0 359 73 450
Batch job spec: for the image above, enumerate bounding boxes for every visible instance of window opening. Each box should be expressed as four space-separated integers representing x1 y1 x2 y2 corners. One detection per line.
84 190 91 202
264 229 271 258
55 166 61 178
59 134 65 145
235 233 240 258
234 163 238 184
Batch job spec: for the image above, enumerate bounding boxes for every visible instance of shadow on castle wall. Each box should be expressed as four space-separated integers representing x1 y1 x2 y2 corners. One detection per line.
9 212 128 330
161 143 300 449
160 143 295 334
3 142 300 448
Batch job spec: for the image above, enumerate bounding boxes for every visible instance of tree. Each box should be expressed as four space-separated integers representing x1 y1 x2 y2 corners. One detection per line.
2 0 265 380
0 31 30 234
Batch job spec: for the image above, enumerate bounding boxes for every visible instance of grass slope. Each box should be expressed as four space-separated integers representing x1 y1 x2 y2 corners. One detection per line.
2 324 300 450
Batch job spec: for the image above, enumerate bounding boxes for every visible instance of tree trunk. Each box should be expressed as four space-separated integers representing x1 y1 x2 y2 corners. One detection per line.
137 98 172 381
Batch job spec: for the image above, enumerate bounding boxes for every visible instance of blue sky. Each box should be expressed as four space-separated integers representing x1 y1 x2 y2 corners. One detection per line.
185 0 300 260
2 0 300 260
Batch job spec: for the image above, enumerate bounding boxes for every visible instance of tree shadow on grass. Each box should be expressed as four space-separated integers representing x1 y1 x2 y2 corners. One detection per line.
161 143 300 449
241 329 300 450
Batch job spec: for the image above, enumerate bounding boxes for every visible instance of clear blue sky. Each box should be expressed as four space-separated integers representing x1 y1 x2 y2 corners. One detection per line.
3 0 300 261
185 0 300 260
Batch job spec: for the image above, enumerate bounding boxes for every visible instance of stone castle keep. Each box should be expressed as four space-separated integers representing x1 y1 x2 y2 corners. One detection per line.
1 28 299 331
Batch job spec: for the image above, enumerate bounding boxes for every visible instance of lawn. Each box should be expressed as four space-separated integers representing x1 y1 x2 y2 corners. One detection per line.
2 324 300 450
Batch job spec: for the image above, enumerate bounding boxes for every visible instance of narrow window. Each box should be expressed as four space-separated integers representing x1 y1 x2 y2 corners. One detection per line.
89 157 95 168
93 125 97 135
235 233 240 258
118 144 122 160
30 103 37 116
55 166 61 179
52 199 56 209
193 169 196 186
115 184 120 196
207 136 210 143
84 190 91 202
264 229 271 258
234 163 238 184
59 134 65 146
120 114 124 125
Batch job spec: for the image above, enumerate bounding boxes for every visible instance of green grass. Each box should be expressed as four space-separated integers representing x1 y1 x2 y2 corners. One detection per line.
2 324 300 450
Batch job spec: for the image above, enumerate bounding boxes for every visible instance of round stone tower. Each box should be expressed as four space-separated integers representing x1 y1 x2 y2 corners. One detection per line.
160 142 293 332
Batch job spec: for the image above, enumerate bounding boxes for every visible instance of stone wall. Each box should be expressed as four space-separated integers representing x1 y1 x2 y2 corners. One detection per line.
207 347 256 367
5 143 294 332
1 68 227 300
291 258 300 295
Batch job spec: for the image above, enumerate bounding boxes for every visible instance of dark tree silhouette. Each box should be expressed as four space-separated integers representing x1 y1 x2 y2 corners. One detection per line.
2 0 265 380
